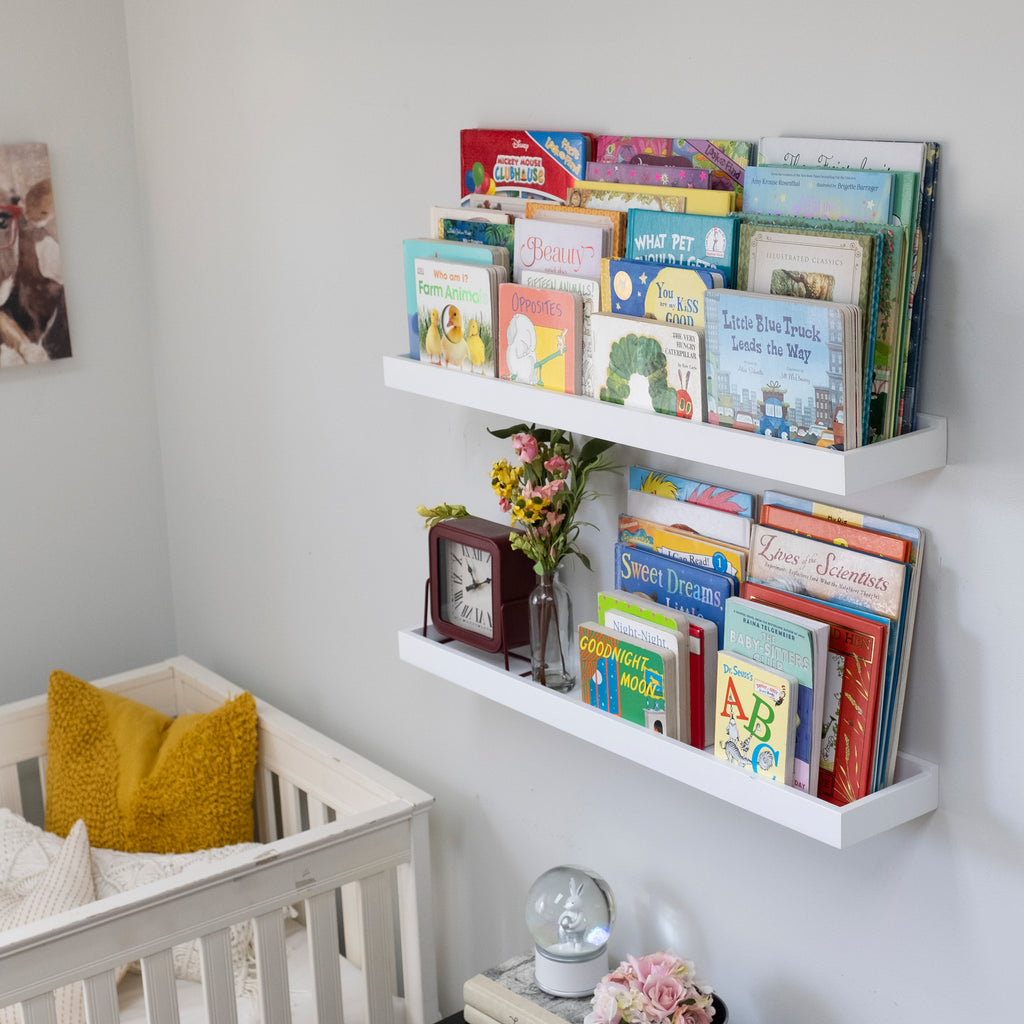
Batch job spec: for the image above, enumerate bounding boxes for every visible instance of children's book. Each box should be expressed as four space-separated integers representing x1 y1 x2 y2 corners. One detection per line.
592 611 689 743
703 289 862 449
613 542 734 641
625 209 739 284
597 590 717 750
722 596 829 794
600 259 723 332
412 258 503 375
402 238 506 359
628 466 754 518
625 486 751 548
442 218 515 272
586 163 712 190
519 270 600 397
512 217 604 283
759 503 912 563
740 579 890 806
430 205 511 239
569 180 734 216
579 622 678 737
671 138 754 208
497 284 582 393
587 312 705 421
742 166 895 224
525 201 624 258
714 651 798 785
595 136 672 161
618 514 746 581
460 128 591 205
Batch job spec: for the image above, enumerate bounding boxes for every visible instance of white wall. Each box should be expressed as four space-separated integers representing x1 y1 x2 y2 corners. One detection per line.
10 0 1007 1019
0 0 174 694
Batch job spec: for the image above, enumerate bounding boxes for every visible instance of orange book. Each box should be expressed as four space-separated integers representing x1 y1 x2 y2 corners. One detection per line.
759 503 912 563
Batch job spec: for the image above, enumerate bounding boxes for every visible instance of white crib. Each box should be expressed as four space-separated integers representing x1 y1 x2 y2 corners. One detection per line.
0 656 440 1024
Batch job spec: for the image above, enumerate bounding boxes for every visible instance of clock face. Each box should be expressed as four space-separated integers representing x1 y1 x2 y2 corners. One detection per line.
438 538 495 638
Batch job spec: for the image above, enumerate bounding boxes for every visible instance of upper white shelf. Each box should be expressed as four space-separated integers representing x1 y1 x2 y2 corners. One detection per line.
398 626 939 849
382 353 946 496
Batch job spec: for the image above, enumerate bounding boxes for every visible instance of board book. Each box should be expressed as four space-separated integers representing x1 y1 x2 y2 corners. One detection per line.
429 204 511 239
525 201 626 258
628 466 755 518
714 650 798 786
597 590 716 750
512 216 604 283
600 259 723 332
442 218 515 270
625 208 739 284
618 514 746 580
587 312 705 421
497 283 582 393
579 621 678 737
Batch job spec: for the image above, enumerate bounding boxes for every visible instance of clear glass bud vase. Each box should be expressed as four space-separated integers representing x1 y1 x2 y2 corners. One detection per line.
529 569 574 692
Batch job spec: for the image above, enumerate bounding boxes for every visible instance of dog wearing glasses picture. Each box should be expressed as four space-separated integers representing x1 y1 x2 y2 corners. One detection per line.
0 142 71 368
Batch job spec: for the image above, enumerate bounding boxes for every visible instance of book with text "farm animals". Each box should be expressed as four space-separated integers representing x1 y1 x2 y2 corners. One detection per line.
723 596 829 794
579 622 679 737
587 312 705 422
413 258 503 375
715 650 798 786
625 209 739 285
497 284 582 394
512 216 605 284
628 466 755 518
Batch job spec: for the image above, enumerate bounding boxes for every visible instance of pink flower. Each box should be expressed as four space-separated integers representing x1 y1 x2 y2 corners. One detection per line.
544 454 570 477
512 433 539 463
585 985 626 1024
498 497 512 512
640 973 686 1021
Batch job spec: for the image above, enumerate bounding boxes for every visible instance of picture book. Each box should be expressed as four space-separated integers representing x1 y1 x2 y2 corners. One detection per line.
468 194 530 218
460 128 591 205
519 270 600 397
402 238 505 359
747 523 908 622
579 622 678 737
742 166 895 224
625 486 752 549
429 205 511 239
569 180 734 216
671 138 754 206
628 466 755 518
760 492 924 790
512 216 604 283
722 596 829 794
596 610 689 743
714 651 798 786
740 579 889 805
413 258 503 375
703 289 861 449
625 209 739 284
759 503 912 563
613 542 735 641
442 218 515 271
597 590 717 750
587 312 706 421
525 201 626 258
600 259 723 332
594 136 672 161
586 162 712 190
618 514 746 581
497 284 582 394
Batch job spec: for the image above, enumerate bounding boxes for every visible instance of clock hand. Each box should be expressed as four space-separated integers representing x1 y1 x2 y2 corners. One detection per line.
466 576 492 591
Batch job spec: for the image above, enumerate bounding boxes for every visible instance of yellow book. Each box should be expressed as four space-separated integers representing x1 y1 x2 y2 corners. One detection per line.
618 514 746 580
568 179 735 216
599 258 723 332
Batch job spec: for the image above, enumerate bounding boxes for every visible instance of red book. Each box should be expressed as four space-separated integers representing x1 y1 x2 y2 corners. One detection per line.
740 580 889 805
759 502 912 563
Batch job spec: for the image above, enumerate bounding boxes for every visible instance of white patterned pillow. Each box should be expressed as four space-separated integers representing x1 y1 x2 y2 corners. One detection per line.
0 816 94 1024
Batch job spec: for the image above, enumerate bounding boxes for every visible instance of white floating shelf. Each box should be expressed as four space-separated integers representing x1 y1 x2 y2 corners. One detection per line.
398 626 938 849
383 354 946 496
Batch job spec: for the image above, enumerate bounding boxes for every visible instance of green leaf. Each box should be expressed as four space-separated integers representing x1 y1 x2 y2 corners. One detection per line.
579 436 616 463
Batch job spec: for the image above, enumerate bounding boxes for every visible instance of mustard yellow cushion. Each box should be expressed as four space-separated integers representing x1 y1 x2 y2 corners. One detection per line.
45 670 258 854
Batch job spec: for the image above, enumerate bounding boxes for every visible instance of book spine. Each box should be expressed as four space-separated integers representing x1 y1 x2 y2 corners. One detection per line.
463 975 568 1024
464 1005 504 1024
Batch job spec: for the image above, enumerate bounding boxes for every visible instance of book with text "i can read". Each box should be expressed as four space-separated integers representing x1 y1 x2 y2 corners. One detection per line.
497 284 583 393
579 622 678 737
715 651 798 786
722 596 829 795
618 514 746 581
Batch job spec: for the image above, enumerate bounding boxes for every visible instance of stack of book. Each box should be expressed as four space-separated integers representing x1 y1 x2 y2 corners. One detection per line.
583 468 923 804
463 952 592 1024
402 128 940 447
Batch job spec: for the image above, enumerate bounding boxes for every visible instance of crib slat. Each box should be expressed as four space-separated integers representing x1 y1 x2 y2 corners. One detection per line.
140 948 181 1024
82 970 120 1023
0 764 23 816
253 909 293 1024
354 872 397 1024
15 992 57 1024
279 777 303 836
255 766 277 842
305 889 344 1024
199 928 239 1024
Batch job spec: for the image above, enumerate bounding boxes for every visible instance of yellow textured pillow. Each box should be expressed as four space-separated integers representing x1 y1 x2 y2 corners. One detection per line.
45 670 258 854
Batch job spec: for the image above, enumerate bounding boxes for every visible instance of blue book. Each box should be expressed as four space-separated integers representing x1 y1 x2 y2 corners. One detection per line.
624 209 739 284
722 597 829 795
602 259 723 331
743 166 895 224
613 542 735 642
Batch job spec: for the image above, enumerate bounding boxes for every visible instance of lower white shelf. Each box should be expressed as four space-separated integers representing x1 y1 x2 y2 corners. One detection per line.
398 625 938 849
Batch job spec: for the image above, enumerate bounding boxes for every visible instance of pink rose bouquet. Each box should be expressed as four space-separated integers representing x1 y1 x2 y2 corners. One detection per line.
585 953 716 1024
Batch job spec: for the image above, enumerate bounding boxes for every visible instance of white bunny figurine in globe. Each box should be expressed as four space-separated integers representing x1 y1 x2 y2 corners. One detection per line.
557 876 587 948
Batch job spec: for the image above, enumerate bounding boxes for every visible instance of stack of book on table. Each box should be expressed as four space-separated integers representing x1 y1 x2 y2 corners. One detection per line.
463 952 592 1024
